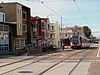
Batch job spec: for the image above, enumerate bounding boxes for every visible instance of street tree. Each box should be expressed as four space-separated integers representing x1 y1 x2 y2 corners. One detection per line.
83 26 92 38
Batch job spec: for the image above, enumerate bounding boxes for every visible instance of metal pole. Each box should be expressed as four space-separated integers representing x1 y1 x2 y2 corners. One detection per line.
61 17 62 30
61 17 63 47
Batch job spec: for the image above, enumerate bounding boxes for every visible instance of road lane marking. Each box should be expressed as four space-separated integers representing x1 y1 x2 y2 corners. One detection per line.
97 48 100 57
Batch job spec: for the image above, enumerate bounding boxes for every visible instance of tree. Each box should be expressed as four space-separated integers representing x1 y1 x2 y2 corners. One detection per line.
83 26 92 38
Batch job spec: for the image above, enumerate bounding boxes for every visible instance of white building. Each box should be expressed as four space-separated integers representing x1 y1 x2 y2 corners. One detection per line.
49 22 60 47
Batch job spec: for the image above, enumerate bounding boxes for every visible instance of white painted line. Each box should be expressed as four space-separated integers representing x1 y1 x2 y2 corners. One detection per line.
97 48 100 57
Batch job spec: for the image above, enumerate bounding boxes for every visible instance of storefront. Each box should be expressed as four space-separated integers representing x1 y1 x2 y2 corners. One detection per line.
0 25 9 51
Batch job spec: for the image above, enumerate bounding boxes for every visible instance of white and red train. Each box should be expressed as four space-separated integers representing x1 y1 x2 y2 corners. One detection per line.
71 34 91 49
63 33 91 49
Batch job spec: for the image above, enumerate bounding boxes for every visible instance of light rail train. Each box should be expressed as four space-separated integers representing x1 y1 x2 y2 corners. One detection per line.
71 34 91 49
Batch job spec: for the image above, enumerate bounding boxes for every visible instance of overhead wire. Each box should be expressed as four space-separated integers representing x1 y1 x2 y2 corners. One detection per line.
35 0 100 36
27 0 91 27
37 0 61 17
27 0 75 26
38 0 76 25
74 0 89 25
35 0 72 2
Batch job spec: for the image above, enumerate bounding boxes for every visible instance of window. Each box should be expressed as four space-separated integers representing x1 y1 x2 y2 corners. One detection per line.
2 13 5 22
33 31 37 37
50 34 55 38
18 8 21 14
4 26 9 31
0 25 3 31
50 26 54 30
0 25 9 31
22 12 26 20
48 24 50 30
33 28 37 32
41 22 45 28
42 32 45 37
0 13 5 22
18 22 21 28
50 34 52 38
0 25 9 51
23 24 27 32
36 21 38 27
72 36 78 44
15 38 25 49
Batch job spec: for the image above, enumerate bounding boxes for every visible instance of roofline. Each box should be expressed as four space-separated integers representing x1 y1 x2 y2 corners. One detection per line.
0 2 30 9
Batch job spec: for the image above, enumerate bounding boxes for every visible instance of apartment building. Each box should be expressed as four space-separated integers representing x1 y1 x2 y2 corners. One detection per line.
0 6 16 54
0 22 17 54
0 2 31 52
44 18 51 45
30 16 39 45
31 16 51 52
50 22 60 47
31 16 50 47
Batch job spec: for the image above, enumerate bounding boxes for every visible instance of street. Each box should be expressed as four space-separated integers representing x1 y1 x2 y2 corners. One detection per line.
0 44 100 75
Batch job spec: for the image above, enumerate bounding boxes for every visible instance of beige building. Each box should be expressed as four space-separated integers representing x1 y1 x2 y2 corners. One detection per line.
49 22 60 47
0 2 31 52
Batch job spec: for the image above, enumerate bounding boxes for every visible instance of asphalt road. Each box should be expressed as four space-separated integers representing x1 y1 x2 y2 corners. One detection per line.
0 44 100 75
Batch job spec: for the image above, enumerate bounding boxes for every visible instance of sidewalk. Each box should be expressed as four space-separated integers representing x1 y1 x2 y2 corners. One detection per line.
57 46 72 51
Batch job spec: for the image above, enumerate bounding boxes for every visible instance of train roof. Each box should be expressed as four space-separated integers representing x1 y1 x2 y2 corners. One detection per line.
72 34 90 40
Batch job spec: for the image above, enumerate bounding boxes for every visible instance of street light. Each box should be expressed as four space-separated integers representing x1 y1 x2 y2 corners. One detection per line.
47 14 54 18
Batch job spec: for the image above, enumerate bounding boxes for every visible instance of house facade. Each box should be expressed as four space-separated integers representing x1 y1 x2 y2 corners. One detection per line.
50 22 60 47
31 16 50 52
0 2 31 52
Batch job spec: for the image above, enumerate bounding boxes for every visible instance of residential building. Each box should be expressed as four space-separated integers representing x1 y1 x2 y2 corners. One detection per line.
50 22 60 47
31 16 46 46
62 25 84 39
0 22 16 54
0 6 12 54
31 16 50 52
0 2 31 52
30 16 38 45
43 18 51 45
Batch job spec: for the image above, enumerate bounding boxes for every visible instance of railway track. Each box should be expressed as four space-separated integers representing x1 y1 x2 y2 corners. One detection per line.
0 50 66 68
67 50 92 75
0 49 92 75
0 50 75 75
37 50 92 75
2 50 85 75
0 56 35 68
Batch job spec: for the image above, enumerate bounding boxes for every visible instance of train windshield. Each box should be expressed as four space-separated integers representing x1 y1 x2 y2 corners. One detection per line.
72 36 78 44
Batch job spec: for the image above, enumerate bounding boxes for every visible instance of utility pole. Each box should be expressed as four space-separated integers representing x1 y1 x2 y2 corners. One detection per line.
61 17 62 30
61 17 63 47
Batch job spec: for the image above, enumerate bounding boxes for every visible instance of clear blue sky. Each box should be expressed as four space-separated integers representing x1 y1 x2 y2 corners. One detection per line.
0 0 100 38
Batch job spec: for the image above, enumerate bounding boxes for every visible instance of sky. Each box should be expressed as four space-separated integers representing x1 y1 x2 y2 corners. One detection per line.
0 0 100 38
